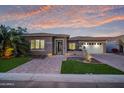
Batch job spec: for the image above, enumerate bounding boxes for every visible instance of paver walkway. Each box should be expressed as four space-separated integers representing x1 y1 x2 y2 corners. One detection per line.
8 55 66 74
92 53 124 72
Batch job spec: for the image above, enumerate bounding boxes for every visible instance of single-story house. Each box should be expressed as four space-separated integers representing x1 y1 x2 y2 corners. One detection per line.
23 33 69 56
24 33 124 56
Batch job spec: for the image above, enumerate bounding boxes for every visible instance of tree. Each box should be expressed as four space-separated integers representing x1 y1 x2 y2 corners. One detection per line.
0 25 29 57
9 27 29 56
0 25 10 53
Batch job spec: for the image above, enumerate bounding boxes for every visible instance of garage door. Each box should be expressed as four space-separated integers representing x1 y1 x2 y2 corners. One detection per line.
82 44 104 54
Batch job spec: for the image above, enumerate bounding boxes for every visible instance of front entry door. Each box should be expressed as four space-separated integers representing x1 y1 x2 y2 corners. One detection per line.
55 40 63 55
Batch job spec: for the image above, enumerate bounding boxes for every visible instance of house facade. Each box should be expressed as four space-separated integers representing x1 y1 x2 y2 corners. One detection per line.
24 33 69 56
68 36 107 54
24 33 124 56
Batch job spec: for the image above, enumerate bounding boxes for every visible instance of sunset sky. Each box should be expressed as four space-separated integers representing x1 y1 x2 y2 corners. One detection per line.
0 5 124 37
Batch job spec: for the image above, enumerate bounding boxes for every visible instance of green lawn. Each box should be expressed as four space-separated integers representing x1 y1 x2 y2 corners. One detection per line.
0 56 31 72
61 60 124 74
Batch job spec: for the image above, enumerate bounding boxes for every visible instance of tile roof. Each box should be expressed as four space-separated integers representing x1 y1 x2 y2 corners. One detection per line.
23 33 69 37
23 33 124 41
69 36 116 41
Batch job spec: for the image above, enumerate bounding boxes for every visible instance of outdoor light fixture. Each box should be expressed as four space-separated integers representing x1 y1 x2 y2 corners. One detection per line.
84 42 88 47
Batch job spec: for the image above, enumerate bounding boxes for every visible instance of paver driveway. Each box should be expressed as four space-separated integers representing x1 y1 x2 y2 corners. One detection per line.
8 55 66 74
92 54 124 72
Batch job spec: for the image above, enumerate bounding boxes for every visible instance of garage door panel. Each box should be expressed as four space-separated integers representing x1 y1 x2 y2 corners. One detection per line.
85 45 103 54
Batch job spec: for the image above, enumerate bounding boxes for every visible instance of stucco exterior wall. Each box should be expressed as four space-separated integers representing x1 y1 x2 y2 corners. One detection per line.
25 36 53 54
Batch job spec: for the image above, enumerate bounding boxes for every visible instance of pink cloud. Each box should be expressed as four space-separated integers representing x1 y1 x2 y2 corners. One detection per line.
0 5 124 30
29 15 124 29
0 5 53 22
93 31 124 37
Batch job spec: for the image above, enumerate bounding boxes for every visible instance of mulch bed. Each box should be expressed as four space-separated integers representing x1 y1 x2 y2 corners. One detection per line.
91 58 103 64
67 56 84 61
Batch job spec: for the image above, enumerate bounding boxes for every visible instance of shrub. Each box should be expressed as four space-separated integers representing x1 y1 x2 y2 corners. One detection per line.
0 51 3 57
4 47 14 58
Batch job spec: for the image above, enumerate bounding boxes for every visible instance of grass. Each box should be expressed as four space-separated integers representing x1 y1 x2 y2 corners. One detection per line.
61 60 124 74
0 56 31 72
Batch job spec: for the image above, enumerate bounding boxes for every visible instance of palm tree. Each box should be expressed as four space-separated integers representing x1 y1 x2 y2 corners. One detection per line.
0 25 10 54
9 27 29 56
0 25 29 57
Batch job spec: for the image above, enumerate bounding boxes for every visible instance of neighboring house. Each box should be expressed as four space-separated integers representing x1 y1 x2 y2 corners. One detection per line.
23 33 69 56
118 35 124 53
106 35 124 53
24 33 124 55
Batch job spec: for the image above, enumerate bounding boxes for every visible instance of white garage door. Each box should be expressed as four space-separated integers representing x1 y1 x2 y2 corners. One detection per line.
82 44 104 54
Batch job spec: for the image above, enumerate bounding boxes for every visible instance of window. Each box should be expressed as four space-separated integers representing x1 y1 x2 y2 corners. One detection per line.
31 40 35 49
31 40 45 49
40 40 45 49
36 40 40 49
97 43 99 45
97 43 102 45
89 43 91 45
69 43 76 50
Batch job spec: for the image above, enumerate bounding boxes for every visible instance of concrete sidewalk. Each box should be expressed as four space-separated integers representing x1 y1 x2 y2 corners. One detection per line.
0 73 124 87
0 73 124 88
1 73 124 83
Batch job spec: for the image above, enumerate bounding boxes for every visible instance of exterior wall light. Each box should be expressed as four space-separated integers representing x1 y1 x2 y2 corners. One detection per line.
84 42 88 47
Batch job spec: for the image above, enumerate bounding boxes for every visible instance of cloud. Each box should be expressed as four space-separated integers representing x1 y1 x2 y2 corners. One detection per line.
1 5 122 22
0 5 124 30
93 31 124 37
0 5 53 22
92 16 124 27
29 15 124 29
